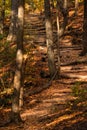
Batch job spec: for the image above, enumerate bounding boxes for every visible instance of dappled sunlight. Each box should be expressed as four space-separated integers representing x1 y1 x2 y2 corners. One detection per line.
61 65 87 72
22 109 48 118
0 1 87 130
61 64 87 81
64 74 87 81
44 111 83 128
61 66 72 71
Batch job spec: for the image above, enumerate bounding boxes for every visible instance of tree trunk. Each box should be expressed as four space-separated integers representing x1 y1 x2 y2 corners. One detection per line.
44 0 56 77
11 0 24 123
56 2 60 77
7 0 18 42
57 0 68 37
75 0 79 16
0 0 5 35
83 0 87 53
80 0 87 56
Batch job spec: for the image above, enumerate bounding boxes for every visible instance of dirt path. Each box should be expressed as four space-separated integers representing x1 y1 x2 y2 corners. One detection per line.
22 25 87 129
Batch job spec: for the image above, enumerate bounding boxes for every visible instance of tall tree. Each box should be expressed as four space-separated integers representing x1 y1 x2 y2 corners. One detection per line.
53 0 68 77
80 0 87 55
0 0 5 35
75 0 79 15
55 0 60 77
11 0 24 123
44 0 56 77
57 0 68 37
7 0 18 42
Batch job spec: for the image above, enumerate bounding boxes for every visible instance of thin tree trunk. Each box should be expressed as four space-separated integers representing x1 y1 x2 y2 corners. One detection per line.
57 0 68 37
7 0 18 42
0 0 5 35
63 0 68 31
81 0 87 55
44 0 56 77
11 0 24 123
56 2 60 77
75 0 79 16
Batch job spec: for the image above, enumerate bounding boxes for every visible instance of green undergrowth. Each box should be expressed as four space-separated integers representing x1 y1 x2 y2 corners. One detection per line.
68 82 87 113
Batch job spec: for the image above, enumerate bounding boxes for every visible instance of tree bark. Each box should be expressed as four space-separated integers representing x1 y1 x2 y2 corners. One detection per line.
44 0 56 77
75 0 79 16
80 0 87 55
11 0 24 123
7 0 18 42
0 0 5 35
57 0 68 37
83 0 87 52
56 2 60 77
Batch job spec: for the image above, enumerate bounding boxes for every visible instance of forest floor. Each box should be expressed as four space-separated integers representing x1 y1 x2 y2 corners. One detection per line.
0 4 87 130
